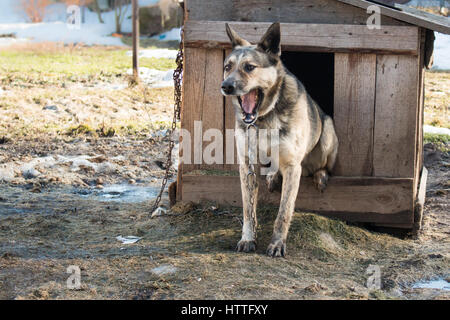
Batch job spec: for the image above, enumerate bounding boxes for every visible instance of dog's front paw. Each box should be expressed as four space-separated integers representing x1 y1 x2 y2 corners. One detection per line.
266 239 286 257
236 239 256 253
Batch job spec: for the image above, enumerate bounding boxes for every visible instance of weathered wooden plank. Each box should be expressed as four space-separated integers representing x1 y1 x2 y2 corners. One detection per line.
413 166 428 233
417 67 425 182
185 0 233 21
337 0 450 35
181 47 206 173
334 53 376 176
414 29 426 196
185 0 450 34
373 54 418 178
181 48 225 171
184 21 419 54
199 49 225 170
232 0 407 26
223 49 239 172
182 174 415 224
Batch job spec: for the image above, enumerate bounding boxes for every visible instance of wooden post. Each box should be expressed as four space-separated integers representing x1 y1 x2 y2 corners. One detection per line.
132 0 139 80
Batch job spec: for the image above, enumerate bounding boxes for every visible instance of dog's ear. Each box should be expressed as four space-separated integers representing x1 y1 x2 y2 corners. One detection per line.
225 23 251 48
257 22 281 56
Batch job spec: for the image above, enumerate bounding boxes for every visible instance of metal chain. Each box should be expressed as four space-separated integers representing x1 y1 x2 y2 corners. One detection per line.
246 124 258 238
150 27 184 214
247 123 258 177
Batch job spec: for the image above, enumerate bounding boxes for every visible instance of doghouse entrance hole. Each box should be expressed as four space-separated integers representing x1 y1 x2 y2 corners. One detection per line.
281 52 334 117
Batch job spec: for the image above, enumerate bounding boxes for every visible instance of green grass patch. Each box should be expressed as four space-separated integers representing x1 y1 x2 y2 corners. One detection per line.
0 47 176 85
424 133 450 152
66 124 95 136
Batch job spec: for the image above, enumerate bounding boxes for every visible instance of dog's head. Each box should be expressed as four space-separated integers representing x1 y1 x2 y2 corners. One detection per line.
221 23 282 125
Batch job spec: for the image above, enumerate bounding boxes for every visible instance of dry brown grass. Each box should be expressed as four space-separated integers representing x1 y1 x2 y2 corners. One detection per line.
424 71 450 129
0 193 448 300
0 42 124 54
0 84 174 138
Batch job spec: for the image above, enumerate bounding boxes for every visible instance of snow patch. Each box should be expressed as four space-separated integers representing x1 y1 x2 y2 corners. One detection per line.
116 235 142 244
127 48 178 59
1 155 118 180
151 264 177 275
0 164 16 182
127 67 174 88
433 33 450 70
79 184 159 203
0 1 183 47
0 21 124 46
424 125 450 136
413 278 450 291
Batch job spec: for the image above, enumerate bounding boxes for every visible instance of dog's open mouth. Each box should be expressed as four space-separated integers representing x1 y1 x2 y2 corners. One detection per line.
237 88 263 124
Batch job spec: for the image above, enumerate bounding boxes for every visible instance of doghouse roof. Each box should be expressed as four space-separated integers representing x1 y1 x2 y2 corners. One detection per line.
337 0 450 34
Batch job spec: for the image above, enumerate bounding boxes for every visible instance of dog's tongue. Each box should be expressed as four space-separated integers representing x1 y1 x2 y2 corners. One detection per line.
241 89 257 114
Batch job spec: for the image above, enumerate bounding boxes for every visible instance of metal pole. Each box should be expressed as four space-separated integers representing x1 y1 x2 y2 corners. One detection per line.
132 0 139 80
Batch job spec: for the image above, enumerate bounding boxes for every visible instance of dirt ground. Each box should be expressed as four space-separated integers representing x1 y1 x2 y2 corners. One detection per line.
0 155 448 300
0 47 449 300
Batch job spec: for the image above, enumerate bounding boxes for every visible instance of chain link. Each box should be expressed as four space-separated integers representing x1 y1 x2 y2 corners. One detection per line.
150 27 183 214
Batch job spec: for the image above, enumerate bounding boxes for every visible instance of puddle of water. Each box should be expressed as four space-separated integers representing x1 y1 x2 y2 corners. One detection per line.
0 207 34 215
78 184 159 203
412 278 450 291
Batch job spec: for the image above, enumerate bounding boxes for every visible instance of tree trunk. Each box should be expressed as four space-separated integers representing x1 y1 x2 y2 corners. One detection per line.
114 0 122 34
90 0 104 23
116 19 121 33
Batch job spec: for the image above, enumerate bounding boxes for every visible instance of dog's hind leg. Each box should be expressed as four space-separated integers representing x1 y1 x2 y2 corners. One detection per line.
313 169 329 193
310 116 338 192
266 170 282 193
322 116 338 173
236 164 259 253
267 163 302 257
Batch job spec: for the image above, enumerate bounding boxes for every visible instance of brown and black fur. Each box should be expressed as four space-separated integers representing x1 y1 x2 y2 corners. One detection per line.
221 23 339 257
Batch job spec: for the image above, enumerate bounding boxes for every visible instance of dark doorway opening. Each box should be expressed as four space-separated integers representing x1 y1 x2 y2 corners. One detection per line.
281 51 334 117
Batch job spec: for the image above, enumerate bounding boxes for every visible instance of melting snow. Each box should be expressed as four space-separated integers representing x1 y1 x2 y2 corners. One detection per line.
412 278 450 291
424 125 450 136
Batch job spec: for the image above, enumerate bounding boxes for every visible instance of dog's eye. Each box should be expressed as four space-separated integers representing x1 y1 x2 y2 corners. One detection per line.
224 64 232 72
244 64 256 72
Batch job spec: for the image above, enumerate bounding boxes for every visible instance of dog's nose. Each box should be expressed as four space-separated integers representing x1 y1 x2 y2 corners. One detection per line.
221 81 235 95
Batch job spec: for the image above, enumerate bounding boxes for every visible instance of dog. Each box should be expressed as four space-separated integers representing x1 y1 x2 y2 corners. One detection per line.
221 23 339 257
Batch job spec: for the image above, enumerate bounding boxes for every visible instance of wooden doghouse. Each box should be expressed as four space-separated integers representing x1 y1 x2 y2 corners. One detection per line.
177 0 450 230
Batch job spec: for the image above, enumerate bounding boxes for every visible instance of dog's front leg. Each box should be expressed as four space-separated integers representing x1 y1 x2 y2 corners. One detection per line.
236 163 258 252
267 164 302 257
